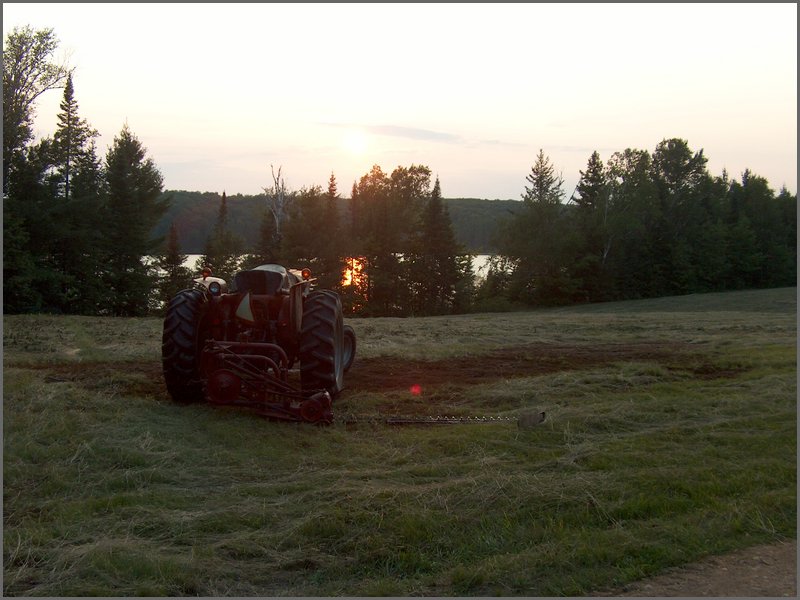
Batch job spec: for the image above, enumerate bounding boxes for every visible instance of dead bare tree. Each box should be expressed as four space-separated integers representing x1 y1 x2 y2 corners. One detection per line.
262 164 292 248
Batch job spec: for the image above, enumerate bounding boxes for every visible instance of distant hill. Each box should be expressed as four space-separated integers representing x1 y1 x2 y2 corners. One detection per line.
151 191 521 255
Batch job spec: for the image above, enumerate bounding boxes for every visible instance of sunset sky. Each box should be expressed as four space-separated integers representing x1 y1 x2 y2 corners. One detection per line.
3 3 797 199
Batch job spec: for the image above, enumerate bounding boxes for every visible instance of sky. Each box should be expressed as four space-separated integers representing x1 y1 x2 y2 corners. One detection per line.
3 3 797 200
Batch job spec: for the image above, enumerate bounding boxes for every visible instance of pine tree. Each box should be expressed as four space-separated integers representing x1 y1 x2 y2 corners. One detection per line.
44 76 108 313
319 172 344 290
571 151 612 301
501 150 575 305
200 191 243 282
59 139 109 313
522 149 564 206
282 185 325 263
103 123 168 316
53 73 98 201
155 222 192 310
3 138 68 313
409 177 472 314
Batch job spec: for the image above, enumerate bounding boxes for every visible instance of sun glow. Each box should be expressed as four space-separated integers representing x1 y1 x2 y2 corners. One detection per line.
341 129 369 156
342 257 365 286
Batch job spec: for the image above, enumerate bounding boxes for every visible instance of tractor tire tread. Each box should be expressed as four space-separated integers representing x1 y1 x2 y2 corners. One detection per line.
162 288 208 403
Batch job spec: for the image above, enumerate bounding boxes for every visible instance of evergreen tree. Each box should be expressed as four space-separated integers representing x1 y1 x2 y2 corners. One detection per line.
52 73 98 201
45 77 109 313
319 172 344 290
200 191 243 282
500 149 575 305
409 177 473 314
282 184 325 264
103 123 168 316
727 170 795 288
155 222 193 310
240 206 279 269
571 151 612 301
3 138 67 312
604 148 660 298
351 165 391 315
339 181 364 314
649 138 712 294
3 190 38 312
278 178 344 291
56 139 109 314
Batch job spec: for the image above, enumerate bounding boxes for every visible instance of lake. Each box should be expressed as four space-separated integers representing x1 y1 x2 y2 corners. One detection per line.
181 254 495 276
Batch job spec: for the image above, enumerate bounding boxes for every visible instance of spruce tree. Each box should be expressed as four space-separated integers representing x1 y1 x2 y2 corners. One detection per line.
200 191 243 282
103 124 168 316
501 149 575 305
319 172 344 290
46 76 108 312
155 222 192 310
4 138 67 313
240 206 279 270
59 139 109 313
571 151 611 301
53 73 98 201
410 177 472 314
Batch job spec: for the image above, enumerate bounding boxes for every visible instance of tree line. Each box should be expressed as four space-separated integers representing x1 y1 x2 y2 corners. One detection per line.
189 164 475 317
4 26 796 318
3 26 472 318
478 145 796 309
150 192 514 256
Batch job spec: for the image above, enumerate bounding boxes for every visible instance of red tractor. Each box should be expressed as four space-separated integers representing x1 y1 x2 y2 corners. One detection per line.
161 264 356 424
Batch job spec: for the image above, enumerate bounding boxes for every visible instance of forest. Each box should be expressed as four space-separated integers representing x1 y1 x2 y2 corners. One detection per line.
152 192 515 256
3 26 796 318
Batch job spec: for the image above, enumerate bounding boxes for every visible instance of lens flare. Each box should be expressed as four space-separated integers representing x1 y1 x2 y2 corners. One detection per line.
409 384 422 396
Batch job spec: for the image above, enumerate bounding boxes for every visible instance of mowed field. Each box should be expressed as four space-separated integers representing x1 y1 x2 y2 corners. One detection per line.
3 287 796 596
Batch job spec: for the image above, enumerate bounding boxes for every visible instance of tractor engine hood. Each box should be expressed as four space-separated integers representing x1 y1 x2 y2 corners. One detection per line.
233 264 294 297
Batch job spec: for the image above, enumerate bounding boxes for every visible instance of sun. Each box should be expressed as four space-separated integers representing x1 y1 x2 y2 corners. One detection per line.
342 129 369 156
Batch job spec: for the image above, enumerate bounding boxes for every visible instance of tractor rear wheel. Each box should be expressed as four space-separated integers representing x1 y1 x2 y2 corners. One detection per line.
300 290 345 396
343 325 356 373
162 288 209 403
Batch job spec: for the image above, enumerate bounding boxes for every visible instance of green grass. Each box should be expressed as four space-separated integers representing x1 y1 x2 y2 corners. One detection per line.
3 287 796 596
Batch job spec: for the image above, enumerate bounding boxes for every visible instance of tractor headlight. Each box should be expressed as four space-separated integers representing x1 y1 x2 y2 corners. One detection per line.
208 281 222 296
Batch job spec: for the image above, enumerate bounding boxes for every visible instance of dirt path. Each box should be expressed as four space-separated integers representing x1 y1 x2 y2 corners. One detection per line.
593 540 796 597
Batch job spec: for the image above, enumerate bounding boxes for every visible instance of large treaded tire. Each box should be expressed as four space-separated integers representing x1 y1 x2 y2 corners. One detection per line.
162 288 209 403
343 325 356 373
300 290 345 396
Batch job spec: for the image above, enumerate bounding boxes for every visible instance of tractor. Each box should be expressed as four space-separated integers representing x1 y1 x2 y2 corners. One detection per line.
161 264 356 424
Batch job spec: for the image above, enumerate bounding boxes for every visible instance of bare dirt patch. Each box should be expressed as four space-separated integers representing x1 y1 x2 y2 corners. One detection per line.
40 360 168 399
594 540 797 597
32 342 741 409
344 342 734 393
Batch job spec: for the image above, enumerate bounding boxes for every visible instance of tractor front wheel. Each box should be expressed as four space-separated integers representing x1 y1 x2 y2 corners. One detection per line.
300 290 345 396
162 288 209 403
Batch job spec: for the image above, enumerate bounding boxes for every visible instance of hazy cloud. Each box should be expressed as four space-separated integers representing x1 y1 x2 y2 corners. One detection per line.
321 122 535 150
321 122 462 144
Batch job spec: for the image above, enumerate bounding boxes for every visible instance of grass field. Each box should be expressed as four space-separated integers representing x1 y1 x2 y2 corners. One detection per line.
3 287 796 596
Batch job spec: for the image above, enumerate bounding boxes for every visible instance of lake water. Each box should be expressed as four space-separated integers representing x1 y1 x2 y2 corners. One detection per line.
181 254 495 276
